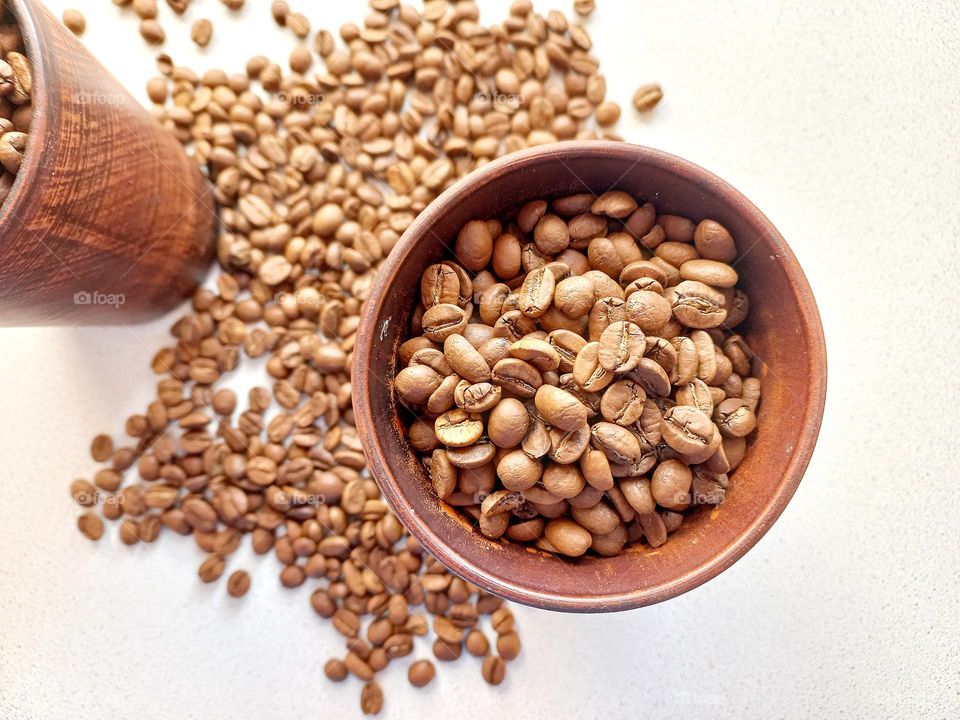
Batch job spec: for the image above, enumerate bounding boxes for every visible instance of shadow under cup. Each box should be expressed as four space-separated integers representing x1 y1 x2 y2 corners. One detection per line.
355 142 826 612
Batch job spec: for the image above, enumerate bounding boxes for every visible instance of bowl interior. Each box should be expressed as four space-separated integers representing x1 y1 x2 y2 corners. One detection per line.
355 142 825 612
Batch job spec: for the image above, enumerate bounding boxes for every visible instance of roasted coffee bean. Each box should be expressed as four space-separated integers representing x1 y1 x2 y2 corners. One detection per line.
421 304 470 341
444 334 491 383
668 281 728 329
600 379 646 425
534 385 590 431
408 659 436 687
491 358 543 398
598 321 645 373
518 267 556 318
661 405 720 463
573 341 614 392
455 220 493 272
434 410 484 448
544 518 591 557
694 220 737 263
715 398 757 437
651 459 693 510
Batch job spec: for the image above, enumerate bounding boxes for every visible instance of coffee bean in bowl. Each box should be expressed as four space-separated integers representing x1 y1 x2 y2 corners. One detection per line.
354 141 827 612
392 191 761 558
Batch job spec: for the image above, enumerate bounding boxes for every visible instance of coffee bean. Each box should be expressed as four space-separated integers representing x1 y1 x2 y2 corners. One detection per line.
359 681 383 715
226 570 251 597
455 220 493 272
62 9 86 35
518 267 556 318
668 280 728 329
694 220 737 262
591 191 637 219
533 214 570 254
444 334 491 383
482 655 507 685
632 83 664 111
680 259 739 288
716 398 757 438
544 518 591 557
651 459 693 510
491 358 543 398
535 384 590 432
77 512 104 541
661 405 720 463
598 321 645 373
600 379 646 425
421 303 470 341
408 659 436 687
497 450 542 491
572 341 614 392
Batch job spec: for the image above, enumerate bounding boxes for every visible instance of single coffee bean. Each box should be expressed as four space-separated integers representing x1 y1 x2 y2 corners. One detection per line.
492 233 522 279
572 341 614 392
482 655 507 685
600 379 646 425
509 337 560 372
408 659 436 687
465 629 490 657
421 303 469 341
715 398 757 437
668 280 727 329
544 518 591 557
434 409 484 447
694 219 737 263
226 569 251 597
580 446 614 491
518 267 556 318
552 193 595 216
77 512 104 541
548 424 591 464
522 417 552 458
496 450 542 491
456 382 501 413
632 83 663 111
591 190 637 218
454 219 493 272
546 329 587 372
567 212 608 243
421 263 462 307
487 398 530 448
493 309 537 342
598 321 645 373
651 459 693 510
691 467 729 505
542 463 586 499
534 384 590 432
680 258 739 288
638 511 668 548
624 290 672 334
675 377 714 415
444 334 491 383
661 405 720 463
394 364 442 406
627 358 672 398
491 358 543 398
359 680 383 715
533 214 570 254
590 422 642 465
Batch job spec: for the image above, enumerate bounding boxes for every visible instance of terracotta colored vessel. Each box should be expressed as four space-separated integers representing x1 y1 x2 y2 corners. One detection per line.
0 0 216 326
353 141 827 613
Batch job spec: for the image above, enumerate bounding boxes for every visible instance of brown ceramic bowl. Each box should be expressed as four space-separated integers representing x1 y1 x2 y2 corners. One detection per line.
353 141 826 612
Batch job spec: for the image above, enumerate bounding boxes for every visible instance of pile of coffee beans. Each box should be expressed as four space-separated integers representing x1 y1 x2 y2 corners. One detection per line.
0 2 31 206
67 0 668 714
397 194 761 557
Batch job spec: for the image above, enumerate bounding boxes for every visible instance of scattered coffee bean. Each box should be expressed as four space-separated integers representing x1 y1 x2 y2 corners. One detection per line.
633 83 664 111
482 655 507 685
62 9 86 35
226 570 250 597
407 659 436 688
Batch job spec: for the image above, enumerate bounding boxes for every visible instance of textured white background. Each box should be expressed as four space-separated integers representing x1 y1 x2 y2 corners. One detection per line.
1 1 959 718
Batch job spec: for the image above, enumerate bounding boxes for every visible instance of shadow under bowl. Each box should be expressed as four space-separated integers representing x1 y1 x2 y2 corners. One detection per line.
353 141 827 612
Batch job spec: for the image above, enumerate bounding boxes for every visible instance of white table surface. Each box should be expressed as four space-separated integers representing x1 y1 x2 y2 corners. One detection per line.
2 1 959 718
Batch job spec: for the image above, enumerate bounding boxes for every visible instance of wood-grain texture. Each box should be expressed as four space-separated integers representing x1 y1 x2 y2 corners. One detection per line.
0 0 216 325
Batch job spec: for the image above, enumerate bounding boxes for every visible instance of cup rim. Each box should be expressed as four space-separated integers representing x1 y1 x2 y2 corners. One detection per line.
353 140 827 612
